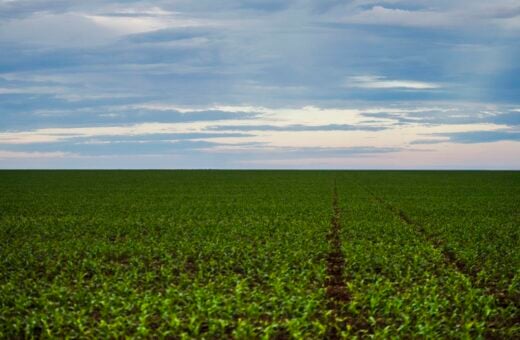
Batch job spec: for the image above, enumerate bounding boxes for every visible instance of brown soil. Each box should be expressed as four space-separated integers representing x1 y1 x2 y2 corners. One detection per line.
325 181 350 339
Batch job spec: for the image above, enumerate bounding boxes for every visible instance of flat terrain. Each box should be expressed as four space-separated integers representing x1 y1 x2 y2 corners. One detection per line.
0 171 518 338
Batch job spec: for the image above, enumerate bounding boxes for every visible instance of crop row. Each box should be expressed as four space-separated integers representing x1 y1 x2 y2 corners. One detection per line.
353 171 519 304
0 170 518 338
1 171 333 338
335 172 518 337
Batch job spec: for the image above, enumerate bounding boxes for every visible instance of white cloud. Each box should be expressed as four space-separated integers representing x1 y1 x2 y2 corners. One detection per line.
0 101 517 168
0 73 79 84
0 103 506 152
342 6 456 28
127 103 246 113
106 6 174 17
337 3 520 31
0 85 137 102
84 15 173 35
84 7 216 35
0 86 66 95
0 13 117 46
346 75 441 90
0 6 215 47
0 150 72 159
495 15 520 30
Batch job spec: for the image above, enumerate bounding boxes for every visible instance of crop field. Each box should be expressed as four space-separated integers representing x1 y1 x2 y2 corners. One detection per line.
0 170 518 338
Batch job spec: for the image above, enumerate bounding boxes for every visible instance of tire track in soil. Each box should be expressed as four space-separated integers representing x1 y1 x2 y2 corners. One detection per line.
360 185 519 336
325 181 350 339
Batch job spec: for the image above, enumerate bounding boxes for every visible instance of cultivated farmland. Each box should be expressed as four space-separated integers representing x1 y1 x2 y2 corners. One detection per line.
0 171 518 338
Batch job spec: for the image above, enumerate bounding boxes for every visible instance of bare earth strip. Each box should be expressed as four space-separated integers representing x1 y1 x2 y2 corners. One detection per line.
325 181 350 339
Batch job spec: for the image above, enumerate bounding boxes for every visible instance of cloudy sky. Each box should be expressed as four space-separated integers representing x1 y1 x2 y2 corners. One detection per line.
0 0 519 169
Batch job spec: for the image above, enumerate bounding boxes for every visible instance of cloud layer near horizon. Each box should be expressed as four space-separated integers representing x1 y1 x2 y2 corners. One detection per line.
0 0 519 168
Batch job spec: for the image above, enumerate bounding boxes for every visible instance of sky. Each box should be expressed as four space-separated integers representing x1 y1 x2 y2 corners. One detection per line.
0 0 519 169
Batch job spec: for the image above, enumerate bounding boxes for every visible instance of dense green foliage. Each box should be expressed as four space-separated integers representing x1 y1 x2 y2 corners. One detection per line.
336 173 519 338
0 170 518 338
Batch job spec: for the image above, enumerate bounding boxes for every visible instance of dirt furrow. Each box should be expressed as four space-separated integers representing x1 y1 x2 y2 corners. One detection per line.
362 186 518 313
325 181 349 339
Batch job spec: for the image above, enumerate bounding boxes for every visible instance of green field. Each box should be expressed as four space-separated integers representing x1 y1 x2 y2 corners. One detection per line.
0 171 518 338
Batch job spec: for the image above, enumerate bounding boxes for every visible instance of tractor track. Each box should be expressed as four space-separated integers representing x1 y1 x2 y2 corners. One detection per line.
360 185 519 336
324 181 350 339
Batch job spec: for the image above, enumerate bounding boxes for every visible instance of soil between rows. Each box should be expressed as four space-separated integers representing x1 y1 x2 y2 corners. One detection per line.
325 182 350 339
